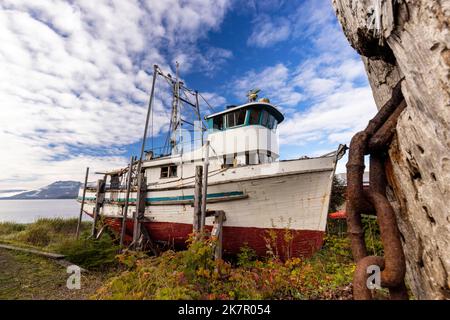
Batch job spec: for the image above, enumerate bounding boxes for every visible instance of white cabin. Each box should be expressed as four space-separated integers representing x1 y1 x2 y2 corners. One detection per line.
205 102 284 165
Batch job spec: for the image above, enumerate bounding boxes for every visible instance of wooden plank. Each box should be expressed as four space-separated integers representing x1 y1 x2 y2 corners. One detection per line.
0 243 65 259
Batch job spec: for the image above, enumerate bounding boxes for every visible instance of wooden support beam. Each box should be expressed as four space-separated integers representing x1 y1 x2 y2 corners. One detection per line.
193 165 203 234
76 166 89 240
120 156 134 249
200 141 210 231
211 210 226 260
132 170 146 249
91 178 105 238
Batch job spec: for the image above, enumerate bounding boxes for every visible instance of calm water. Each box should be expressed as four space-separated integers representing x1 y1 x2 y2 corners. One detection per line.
0 199 91 223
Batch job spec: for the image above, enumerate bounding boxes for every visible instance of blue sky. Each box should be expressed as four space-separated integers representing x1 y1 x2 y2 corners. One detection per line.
0 0 377 190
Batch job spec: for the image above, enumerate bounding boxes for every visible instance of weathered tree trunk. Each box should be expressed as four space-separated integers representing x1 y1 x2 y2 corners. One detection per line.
332 0 449 299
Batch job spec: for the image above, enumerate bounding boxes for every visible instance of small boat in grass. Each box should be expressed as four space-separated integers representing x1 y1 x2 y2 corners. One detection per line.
77 65 345 258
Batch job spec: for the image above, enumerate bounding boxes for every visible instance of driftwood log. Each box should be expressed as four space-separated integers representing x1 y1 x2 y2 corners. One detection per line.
332 0 449 299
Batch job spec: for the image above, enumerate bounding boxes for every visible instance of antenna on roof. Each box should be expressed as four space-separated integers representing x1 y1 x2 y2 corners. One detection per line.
246 88 260 102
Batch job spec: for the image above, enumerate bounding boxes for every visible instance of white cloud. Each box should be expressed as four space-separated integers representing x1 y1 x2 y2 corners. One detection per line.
175 46 234 76
199 92 227 112
0 0 232 189
274 54 375 149
234 0 377 160
246 0 349 50
279 86 377 145
247 16 291 48
231 63 303 107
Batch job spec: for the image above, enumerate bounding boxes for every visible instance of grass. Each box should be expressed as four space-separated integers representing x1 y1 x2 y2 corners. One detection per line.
0 218 121 299
0 222 26 236
0 218 120 270
0 248 110 300
0 218 89 247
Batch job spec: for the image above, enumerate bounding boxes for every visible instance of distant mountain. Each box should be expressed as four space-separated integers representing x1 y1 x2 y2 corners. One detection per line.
1 181 81 200
0 189 27 194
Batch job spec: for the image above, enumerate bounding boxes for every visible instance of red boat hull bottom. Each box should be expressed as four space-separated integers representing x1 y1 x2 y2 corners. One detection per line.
104 218 324 259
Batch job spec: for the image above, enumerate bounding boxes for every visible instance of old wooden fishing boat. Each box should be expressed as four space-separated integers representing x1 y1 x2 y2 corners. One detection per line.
78 65 345 258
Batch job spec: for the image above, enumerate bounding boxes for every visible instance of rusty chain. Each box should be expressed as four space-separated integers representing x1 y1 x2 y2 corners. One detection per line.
346 81 409 300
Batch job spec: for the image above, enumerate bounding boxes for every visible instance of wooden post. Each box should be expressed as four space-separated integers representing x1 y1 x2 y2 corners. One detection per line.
91 178 105 238
193 165 203 234
200 141 210 231
132 170 147 249
120 156 134 249
76 167 89 240
211 211 226 260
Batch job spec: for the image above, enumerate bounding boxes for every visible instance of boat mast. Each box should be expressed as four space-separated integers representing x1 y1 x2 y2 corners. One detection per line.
132 64 158 248
169 62 181 153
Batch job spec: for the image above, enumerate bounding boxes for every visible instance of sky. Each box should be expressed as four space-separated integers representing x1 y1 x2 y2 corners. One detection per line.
0 0 377 191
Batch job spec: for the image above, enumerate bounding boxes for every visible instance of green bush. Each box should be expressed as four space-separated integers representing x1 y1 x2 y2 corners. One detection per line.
236 245 257 268
54 233 119 270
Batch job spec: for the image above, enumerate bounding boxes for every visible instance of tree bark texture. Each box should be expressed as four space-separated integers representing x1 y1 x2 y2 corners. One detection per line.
332 0 449 299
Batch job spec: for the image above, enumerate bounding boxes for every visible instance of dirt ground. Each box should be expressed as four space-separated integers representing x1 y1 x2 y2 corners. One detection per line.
0 248 107 300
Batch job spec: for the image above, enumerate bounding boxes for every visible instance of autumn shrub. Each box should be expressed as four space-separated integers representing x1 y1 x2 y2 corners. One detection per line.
94 232 355 300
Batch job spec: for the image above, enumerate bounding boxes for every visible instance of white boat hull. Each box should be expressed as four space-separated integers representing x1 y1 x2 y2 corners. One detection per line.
78 155 338 258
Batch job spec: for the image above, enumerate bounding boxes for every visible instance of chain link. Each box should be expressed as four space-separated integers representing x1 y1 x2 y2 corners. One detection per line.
346 81 408 299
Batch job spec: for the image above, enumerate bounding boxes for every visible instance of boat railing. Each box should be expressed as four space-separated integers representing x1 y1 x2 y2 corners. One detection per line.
82 182 130 190
144 137 204 159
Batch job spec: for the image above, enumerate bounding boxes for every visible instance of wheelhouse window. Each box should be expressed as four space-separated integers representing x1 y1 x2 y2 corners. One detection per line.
260 110 269 127
248 109 260 125
259 110 277 129
212 116 224 130
236 109 246 125
268 115 277 129
160 165 177 178
226 109 247 128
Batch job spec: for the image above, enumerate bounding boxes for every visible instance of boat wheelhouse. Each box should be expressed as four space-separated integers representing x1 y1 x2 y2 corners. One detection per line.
205 102 283 166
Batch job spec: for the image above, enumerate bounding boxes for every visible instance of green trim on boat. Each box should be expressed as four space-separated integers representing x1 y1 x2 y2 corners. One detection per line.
77 191 244 203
